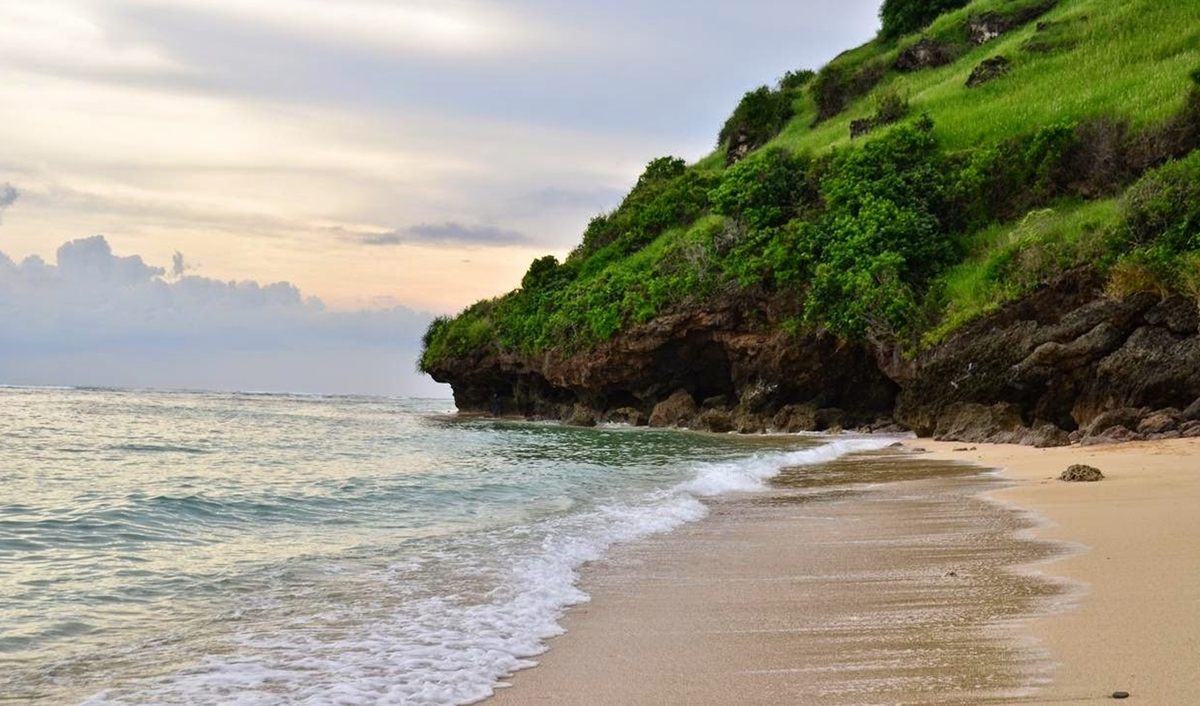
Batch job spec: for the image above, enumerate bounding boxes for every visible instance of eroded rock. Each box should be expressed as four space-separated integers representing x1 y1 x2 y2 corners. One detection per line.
895 37 955 72
1088 407 1143 437
1059 464 1104 482
1137 410 1180 435
934 402 1025 443
967 56 1011 88
968 1 1058 46
648 389 698 428
1080 425 1140 446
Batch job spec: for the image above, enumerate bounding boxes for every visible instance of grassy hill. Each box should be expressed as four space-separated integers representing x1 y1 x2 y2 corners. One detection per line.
421 0 1200 373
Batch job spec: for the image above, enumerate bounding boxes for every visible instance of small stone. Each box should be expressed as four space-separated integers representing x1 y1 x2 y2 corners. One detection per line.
1112 691 1130 699
953 447 970 452
966 55 1011 88
1060 464 1104 482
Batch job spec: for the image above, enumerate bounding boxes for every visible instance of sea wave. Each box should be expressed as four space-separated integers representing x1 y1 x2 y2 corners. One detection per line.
79 436 894 706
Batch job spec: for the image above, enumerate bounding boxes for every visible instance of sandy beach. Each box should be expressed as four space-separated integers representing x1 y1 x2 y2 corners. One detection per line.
920 438 1200 704
485 438 1200 705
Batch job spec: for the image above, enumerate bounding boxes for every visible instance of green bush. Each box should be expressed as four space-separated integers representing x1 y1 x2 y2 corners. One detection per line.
574 157 717 259
710 147 813 232
718 86 794 162
945 121 1078 231
1119 150 1200 253
803 120 955 339
879 0 972 40
779 69 816 91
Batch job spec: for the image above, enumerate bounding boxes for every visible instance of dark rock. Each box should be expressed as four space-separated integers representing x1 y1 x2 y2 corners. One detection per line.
934 402 1025 443
1142 296 1199 334
725 125 755 165
1059 464 1104 482
732 406 768 434
1112 691 1130 699
648 390 698 428
850 118 875 139
1184 397 1200 421
887 441 905 448
604 407 646 426
1146 430 1182 441
1137 410 1180 435
1090 326 1200 416
1080 425 1140 446
1087 407 1143 437
1022 322 1124 370
1023 423 1072 448
697 409 734 434
772 404 817 433
968 1 1057 45
566 404 598 427
815 408 846 431
895 37 955 72
967 56 1011 88
1068 429 1084 444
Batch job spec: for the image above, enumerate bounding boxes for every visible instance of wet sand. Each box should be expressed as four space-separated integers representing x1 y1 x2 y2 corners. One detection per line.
486 452 1074 705
918 438 1200 704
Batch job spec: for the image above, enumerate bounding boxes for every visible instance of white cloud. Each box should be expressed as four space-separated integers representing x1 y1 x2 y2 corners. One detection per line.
0 236 447 396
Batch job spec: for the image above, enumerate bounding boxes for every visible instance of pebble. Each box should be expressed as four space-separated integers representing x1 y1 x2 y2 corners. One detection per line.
1112 691 1130 699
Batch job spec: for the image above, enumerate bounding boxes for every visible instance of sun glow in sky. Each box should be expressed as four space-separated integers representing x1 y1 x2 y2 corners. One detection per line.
0 0 880 393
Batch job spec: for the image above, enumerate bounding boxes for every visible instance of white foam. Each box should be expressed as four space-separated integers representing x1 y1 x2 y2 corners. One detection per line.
682 437 899 496
80 437 891 706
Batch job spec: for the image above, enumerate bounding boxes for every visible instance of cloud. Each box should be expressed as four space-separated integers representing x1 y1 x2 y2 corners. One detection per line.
171 251 187 277
0 235 447 396
512 186 625 216
359 222 531 248
0 183 17 222
55 234 166 285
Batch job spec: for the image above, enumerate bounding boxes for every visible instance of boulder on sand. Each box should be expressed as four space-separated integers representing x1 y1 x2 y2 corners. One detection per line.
1059 464 1104 482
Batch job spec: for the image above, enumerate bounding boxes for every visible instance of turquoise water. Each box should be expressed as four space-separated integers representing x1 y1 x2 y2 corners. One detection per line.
0 387 893 705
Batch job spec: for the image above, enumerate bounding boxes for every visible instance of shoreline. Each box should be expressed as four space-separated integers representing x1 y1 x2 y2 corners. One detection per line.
914 438 1200 704
480 436 1200 705
483 446 1073 705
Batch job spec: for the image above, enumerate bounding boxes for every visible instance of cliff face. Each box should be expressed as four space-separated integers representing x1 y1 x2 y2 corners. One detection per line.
426 293 899 433
429 272 1200 444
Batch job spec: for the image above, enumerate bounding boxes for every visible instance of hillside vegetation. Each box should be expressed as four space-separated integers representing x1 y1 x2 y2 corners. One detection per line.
421 0 1200 373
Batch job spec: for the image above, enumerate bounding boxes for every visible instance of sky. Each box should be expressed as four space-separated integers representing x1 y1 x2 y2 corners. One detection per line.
0 0 881 395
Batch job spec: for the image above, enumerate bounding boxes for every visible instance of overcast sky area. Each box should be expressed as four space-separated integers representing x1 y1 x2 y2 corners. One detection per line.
0 0 880 395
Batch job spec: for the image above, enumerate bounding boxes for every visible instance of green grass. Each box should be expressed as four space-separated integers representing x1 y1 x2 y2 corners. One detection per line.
770 0 1200 155
923 198 1119 345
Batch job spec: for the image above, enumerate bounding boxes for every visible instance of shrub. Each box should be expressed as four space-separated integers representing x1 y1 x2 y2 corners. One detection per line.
811 60 888 122
779 69 816 91
879 0 972 40
710 147 813 232
1119 150 1200 253
573 157 717 259
718 86 794 163
944 121 1078 231
803 120 955 339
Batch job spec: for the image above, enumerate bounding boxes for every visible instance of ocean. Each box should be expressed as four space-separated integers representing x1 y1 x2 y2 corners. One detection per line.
0 387 897 705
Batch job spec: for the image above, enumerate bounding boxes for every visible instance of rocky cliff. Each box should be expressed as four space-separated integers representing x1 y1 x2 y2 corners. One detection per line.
427 270 1200 445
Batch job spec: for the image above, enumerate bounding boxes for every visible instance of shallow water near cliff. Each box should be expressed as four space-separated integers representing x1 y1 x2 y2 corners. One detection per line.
0 386 902 705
